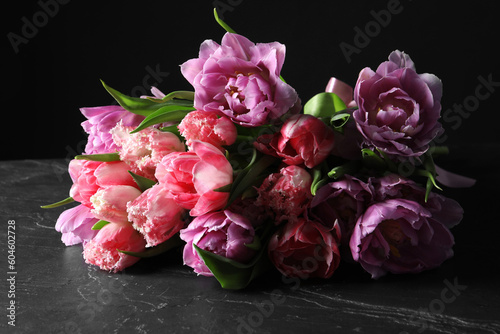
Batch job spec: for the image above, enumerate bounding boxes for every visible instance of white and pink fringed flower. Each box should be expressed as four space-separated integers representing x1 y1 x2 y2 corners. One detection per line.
178 110 237 151
110 121 185 180
127 184 186 247
83 221 146 273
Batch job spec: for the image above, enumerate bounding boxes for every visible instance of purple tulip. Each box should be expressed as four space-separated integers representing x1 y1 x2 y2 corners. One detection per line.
181 33 300 127
308 175 374 246
81 105 144 154
179 210 256 276
371 173 463 229
55 204 98 246
350 198 456 279
353 50 443 158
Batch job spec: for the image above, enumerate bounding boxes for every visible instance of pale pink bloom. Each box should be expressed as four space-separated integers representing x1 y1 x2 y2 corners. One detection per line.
140 86 166 99
55 204 98 246
110 121 185 180
127 184 186 247
256 165 312 224
155 141 233 217
69 160 138 208
83 221 146 272
178 110 237 151
90 185 142 224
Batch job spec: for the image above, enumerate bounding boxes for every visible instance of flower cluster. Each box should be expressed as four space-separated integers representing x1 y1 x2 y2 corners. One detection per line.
45 14 470 289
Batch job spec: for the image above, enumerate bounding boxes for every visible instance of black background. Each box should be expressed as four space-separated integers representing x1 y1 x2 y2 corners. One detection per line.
4 1 499 161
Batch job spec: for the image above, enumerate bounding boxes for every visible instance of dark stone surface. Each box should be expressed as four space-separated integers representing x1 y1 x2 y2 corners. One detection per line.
1 158 499 334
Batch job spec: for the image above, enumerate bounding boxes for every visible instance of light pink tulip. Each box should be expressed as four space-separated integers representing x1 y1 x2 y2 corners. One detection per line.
155 141 233 217
69 160 138 208
127 184 186 247
90 185 142 224
110 121 185 180
83 221 146 272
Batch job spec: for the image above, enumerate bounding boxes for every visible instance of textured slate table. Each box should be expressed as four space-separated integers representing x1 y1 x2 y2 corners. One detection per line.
1 158 499 334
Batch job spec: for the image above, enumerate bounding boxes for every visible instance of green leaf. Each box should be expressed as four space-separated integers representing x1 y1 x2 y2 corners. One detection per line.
162 91 195 102
361 148 387 171
128 171 157 192
311 168 327 196
376 149 398 172
417 169 443 202
74 152 121 162
226 153 277 208
244 235 262 251
118 235 184 258
91 220 110 230
327 160 361 179
214 184 233 193
193 242 271 290
101 80 160 116
130 106 194 134
40 196 74 209
213 8 237 33
303 92 347 118
330 112 351 130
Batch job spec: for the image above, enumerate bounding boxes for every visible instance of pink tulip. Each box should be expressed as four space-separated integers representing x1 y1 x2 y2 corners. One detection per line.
268 218 341 279
83 221 146 272
155 141 233 217
90 185 142 224
256 165 312 224
255 114 335 168
127 184 186 247
69 160 138 208
178 110 237 151
110 121 185 180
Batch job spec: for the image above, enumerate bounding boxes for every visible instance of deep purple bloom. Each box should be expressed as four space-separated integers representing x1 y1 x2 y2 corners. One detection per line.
308 175 374 246
349 199 455 279
353 50 443 157
371 173 463 229
179 210 256 276
181 33 300 127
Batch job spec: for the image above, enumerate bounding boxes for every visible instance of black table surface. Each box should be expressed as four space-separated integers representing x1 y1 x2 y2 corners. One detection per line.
1 156 499 334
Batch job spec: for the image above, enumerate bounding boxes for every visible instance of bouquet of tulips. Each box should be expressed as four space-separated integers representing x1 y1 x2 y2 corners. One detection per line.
43 10 472 289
